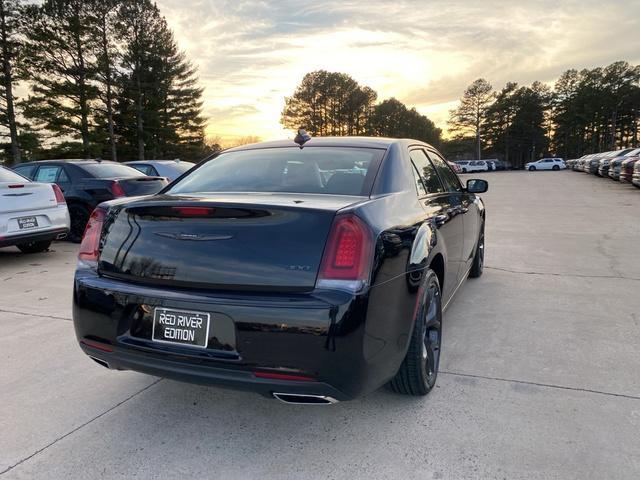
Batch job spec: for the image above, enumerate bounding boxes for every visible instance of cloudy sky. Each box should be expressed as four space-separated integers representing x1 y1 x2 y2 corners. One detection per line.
156 0 640 143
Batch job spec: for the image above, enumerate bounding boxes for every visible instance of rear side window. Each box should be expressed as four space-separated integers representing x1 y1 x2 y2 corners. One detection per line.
427 151 462 192
34 166 62 182
0 167 28 182
409 149 444 195
410 164 427 197
12 165 36 179
168 147 384 196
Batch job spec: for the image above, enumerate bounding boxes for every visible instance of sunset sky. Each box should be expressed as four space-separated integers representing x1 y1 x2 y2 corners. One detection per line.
157 0 640 144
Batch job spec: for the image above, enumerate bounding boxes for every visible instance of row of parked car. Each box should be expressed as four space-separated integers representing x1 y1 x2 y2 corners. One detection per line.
453 159 509 172
565 148 640 186
0 159 195 253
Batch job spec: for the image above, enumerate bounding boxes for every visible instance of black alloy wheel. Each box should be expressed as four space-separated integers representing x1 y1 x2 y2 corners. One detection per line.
529 166 536 171
552 165 560 171
389 269 442 396
68 204 90 243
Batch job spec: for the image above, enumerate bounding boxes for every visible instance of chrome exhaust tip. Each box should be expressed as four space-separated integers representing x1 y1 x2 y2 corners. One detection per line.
89 356 110 369
272 393 338 405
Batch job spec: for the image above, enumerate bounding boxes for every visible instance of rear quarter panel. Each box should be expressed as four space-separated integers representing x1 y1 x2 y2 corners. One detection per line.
339 142 450 386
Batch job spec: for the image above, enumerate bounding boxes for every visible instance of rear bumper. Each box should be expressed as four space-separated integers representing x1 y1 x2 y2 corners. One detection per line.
80 341 347 400
73 268 410 401
0 205 70 247
0 226 68 248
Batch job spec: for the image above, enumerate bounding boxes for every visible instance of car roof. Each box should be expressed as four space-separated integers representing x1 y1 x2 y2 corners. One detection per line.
125 160 194 165
16 159 118 166
224 136 422 153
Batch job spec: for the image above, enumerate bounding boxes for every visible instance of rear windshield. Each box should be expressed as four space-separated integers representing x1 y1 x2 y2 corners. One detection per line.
78 163 145 178
0 167 28 182
168 147 385 196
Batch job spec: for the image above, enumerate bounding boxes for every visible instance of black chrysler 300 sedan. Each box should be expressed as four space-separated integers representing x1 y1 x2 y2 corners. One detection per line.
73 136 488 404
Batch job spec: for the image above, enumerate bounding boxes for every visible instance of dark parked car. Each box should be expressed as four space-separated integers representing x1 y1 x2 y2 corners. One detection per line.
73 136 488 403
13 160 169 242
620 157 640 184
493 160 508 171
588 154 608 174
597 149 634 177
609 148 640 180
124 159 196 181
633 160 640 188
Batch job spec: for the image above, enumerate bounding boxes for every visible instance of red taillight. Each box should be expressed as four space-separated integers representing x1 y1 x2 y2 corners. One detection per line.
8 184 24 188
253 371 316 382
80 339 113 353
171 206 215 216
317 214 373 290
110 180 126 197
52 184 66 204
78 208 106 262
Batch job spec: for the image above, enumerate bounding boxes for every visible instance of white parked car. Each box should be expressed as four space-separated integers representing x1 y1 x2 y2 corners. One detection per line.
0 166 70 253
124 159 196 181
455 160 490 173
526 158 566 171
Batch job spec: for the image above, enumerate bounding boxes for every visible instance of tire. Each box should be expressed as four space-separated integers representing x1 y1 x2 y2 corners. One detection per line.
17 240 52 254
528 166 536 171
68 204 91 243
388 270 442 396
462 168 467 173
552 165 560 171
469 223 485 278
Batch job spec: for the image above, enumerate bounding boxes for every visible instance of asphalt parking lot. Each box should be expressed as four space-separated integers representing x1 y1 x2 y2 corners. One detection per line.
2 171 639 479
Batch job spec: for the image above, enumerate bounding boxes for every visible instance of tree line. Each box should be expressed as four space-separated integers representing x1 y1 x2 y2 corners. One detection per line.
0 0 209 165
447 61 640 167
281 70 442 146
281 62 639 169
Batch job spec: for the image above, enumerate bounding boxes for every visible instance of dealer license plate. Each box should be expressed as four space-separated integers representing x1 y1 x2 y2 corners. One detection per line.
18 216 38 229
152 307 210 348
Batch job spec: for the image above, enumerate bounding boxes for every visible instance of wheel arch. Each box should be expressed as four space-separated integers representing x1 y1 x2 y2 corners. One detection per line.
428 253 445 291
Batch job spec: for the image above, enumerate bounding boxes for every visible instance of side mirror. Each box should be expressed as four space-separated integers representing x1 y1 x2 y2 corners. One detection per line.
466 179 488 193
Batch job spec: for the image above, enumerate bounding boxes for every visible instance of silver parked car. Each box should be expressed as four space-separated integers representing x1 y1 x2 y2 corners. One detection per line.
125 160 196 181
0 166 70 253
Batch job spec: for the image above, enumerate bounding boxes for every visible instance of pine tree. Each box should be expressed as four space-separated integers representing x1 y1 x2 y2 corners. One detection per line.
448 78 494 160
21 0 99 158
369 98 441 145
0 0 22 164
89 0 119 160
281 71 377 136
115 0 205 161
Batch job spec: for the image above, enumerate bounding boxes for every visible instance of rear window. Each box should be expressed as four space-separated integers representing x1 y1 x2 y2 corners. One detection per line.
12 164 35 179
0 167 28 182
168 147 385 196
79 163 145 178
129 164 157 176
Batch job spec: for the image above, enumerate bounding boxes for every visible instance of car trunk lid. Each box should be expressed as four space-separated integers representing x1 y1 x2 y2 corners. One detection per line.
0 182 57 214
97 193 364 291
110 176 168 196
